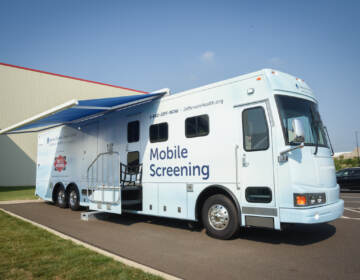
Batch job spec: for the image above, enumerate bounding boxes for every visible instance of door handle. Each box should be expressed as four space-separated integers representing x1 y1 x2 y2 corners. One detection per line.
242 154 249 167
235 145 240 190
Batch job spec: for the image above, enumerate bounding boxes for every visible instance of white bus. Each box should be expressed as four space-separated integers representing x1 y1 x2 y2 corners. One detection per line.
1 69 344 239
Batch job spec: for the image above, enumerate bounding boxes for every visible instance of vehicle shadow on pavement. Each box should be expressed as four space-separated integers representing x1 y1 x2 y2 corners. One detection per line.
341 190 360 193
100 212 203 232
96 211 336 245
236 223 336 245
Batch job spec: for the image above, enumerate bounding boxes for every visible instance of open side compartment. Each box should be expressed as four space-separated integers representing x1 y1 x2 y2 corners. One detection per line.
120 162 143 211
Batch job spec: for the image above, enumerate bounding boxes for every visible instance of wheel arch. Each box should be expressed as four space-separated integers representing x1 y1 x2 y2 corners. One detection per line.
66 182 79 194
195 185 241 223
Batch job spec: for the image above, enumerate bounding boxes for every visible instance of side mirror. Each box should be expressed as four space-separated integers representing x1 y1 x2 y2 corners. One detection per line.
279 119 305 162
292 118 305 143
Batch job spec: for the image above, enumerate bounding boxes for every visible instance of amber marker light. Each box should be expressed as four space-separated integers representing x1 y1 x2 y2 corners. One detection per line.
296 195 307 206
256 77 261 81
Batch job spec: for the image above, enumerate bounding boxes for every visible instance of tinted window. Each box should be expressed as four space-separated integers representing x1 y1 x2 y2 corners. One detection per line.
245 187 272 203
127 151 139 173
150 123 168 143
185 115 209 138
242 107 269 151
352 170 360 176
127 121 139 143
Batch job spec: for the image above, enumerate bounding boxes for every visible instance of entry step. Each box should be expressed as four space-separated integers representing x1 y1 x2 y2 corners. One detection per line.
122 199 141 206
81 211 108 221
122 185 142 191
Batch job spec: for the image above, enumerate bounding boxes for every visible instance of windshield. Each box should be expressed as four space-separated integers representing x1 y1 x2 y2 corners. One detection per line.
275 95 328 147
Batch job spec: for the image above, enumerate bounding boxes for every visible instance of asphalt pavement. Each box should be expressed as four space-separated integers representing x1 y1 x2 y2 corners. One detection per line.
1 192 360 280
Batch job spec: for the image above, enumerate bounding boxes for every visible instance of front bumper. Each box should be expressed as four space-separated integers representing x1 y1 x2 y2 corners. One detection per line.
279 199 344 224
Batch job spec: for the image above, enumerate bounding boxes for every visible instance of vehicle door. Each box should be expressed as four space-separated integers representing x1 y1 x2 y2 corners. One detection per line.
121 116 142 179
341 170 351 188
236 102 276 212
351 169 360 189
336 170 345 187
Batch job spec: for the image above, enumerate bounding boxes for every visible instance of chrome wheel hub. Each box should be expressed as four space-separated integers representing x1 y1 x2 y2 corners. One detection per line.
70 191 77 206
58 190 65 204
208 204 229 230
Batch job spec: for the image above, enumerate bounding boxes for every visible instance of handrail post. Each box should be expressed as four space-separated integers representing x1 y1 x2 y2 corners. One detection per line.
86 151 120 204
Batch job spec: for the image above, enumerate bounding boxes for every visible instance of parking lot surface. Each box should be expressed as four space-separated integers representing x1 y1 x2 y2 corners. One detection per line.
1 192 360 280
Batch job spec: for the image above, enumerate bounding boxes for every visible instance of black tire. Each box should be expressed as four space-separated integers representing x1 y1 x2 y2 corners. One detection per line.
68 186 80 211
56 186 68 208
202 194 239 240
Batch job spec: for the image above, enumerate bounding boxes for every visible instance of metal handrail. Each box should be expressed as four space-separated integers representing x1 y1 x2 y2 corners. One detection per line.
86 151 121 204
234 145 240 190
87 151 119 173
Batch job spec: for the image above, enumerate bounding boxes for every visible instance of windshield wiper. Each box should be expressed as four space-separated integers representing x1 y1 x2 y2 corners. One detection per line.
310 106 320 155
324 126 334 156
313 124 320 155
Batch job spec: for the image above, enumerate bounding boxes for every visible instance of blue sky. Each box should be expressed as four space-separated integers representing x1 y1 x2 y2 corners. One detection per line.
0 0 359 152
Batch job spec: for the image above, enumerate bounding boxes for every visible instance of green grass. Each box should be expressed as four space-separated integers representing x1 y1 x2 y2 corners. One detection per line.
0 186 37 201
0 210 162 280
334 156 360 171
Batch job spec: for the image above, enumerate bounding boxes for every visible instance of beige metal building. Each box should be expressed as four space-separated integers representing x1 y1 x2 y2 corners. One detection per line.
0 62 147 186
334 148 360 159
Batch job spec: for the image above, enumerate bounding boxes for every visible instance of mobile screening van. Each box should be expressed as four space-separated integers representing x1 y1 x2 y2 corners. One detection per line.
0 69 344 239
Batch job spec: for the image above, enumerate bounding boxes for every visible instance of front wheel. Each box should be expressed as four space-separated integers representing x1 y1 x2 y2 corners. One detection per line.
202 194 239 240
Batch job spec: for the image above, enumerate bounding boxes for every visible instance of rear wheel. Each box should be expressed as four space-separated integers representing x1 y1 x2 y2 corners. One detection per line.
56 186 67 208
202 194 239 240
68 187 80 211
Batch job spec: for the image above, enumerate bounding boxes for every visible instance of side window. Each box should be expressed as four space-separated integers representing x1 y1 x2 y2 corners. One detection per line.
127 121 139 143
127 151 139 173
245 187 272 203
150 122 168 143
185 115 209 138
242 107 269 151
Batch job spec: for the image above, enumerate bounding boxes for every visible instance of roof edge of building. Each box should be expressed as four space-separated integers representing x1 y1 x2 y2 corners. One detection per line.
0 62 148 94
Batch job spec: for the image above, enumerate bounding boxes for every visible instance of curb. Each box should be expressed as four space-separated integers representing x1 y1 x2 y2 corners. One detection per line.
0 199 43 205
0 207 182 280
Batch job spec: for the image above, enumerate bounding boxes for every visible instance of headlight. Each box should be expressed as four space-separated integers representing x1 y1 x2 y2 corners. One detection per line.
294 193 326 207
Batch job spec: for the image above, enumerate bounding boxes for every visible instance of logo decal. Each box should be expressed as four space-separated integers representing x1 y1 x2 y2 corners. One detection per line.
54 155 67 172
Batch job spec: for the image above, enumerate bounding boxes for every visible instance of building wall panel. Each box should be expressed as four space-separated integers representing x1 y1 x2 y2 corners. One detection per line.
0 64 146 186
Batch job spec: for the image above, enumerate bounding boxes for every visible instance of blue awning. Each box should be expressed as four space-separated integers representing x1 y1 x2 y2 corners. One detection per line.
0 92 165 134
